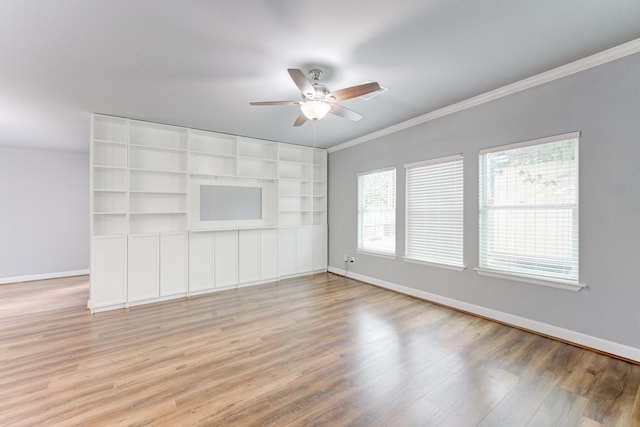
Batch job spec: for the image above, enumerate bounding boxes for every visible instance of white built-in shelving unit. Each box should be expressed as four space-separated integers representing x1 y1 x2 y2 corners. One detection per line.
277 145 327 227
189 130 237 178
276 145 328 277
188 133 280 180
128 120 189 235
313 149 328 226
237 137 279 179
91 116 128 236
90 114 327 313
91 116 129 307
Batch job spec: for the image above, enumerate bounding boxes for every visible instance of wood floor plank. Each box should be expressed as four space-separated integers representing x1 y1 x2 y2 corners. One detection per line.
579 357 640 426
0 273 638 426
577 416 606 426
527 386 589 427
477 370 558 427
310 353 450 426
631 385 640 425
427 368 520 427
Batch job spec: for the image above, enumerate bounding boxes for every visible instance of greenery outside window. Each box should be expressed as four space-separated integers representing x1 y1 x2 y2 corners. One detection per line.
358 168 396 255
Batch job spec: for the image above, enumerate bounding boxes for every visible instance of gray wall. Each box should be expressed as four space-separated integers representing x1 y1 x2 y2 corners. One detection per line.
0 146 89 279
328 52 640 349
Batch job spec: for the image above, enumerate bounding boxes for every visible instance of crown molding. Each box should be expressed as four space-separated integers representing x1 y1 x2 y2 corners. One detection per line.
328 37 640 153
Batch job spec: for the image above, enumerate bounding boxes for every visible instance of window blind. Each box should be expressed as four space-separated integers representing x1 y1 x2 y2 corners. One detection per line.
479 133 579 283
358 168 396 254
405 155 464 268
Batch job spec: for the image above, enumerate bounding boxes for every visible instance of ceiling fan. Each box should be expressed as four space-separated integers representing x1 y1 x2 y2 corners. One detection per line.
250 69 381 127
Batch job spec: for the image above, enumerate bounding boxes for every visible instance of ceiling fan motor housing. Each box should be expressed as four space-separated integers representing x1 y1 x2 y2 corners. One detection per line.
307 84 330 101
304 69 335 101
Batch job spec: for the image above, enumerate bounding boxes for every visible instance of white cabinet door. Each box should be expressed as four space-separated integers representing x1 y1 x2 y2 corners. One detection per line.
188 232 214 292
128 234 159 302
278 228 296 277
91 236 127 310
160 233 187 296
215 230 238 287
260 229 278 281
312 225 328 272
296 227 312 274
239 229 260 284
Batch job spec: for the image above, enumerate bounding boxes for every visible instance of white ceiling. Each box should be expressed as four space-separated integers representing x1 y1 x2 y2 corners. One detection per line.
2 0 640 152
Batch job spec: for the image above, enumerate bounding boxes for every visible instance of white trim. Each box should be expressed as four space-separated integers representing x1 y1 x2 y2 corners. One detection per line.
0 269 90 285
474 267 585 292
356 166 396 177
91 302 127 314
328 38 640 153
402 257 465 272
127 293 188 308
478 131 580 154
327 267 640 363
356 249 397 260
278 269 328 281
404 153 463 169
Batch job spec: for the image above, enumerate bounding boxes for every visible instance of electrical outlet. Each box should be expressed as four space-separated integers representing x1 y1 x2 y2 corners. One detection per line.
350 256 356 263
343 254 349 262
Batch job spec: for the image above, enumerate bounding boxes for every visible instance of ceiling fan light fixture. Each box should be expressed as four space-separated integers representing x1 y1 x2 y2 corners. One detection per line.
300 101 331 120
250 68 380 126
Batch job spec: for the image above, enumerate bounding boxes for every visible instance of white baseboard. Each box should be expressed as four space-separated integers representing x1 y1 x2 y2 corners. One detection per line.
90 302 126 314
0 269 89 285
128 292 188 308
328 267 640 363
277 269 328 281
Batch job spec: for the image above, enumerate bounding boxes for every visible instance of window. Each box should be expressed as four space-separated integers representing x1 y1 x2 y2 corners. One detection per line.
358 168 396 255
405 154 464 269
478 132 579 285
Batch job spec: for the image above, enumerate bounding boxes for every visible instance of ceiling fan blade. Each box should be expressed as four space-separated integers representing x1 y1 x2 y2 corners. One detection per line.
328 82 381 101
330 104 362 121
293 112 308 127
250 100 300 106
288 69 315 97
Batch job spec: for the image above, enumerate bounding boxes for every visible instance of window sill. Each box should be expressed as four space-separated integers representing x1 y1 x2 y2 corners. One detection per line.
402 257 466 272
356 249 397 260
474 267 586 292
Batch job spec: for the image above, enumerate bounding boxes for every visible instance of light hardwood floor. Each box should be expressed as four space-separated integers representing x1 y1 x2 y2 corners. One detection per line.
0 273 638 426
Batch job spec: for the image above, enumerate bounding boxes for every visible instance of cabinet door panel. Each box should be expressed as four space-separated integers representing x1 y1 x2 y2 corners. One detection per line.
91 237 127 308
278 228 296 277
128 235 159 302
312 225 328 271
260 229 278 281
296 227 312 274
188 232 214 292
160 233 187 296
239 230 260 284
215 230 238 287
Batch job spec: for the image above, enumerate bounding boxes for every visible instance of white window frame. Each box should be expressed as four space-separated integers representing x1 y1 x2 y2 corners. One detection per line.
357 167 396 257
404 154 465 271
477 132 584 291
